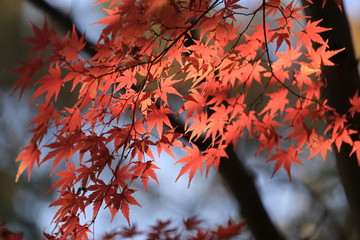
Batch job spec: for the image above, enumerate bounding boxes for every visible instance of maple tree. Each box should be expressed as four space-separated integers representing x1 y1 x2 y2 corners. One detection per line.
10 0 360 239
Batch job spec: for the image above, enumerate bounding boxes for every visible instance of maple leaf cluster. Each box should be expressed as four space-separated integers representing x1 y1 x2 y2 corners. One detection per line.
102 218 245 240
12 0 353 239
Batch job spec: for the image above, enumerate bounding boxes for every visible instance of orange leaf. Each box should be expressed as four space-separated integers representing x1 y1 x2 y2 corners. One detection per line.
16 141 41 182
32 66 64 102
175 144 205 186
297 20 331 48
48 162 77 192
349 90 360 117
260 89 289 116
267 146 303 180
147 105 174 136
350 141 360 165
308 135 332 160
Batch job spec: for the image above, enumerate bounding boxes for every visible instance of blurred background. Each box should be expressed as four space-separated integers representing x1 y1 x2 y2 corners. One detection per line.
1 0 360 239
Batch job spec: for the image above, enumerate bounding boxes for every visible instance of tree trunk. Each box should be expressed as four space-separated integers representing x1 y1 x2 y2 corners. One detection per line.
304 1 360 239
220 146 285 240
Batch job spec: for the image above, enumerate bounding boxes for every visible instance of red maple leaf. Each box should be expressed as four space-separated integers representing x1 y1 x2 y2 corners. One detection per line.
308 135 332 160
154 77 182 105
48 162 77 192
60 108 82 133
186 113 208 142
349 91 360 117
333 127 355 152
253 115 282 156
129 161 160 191
24 17 53 51
147 105 174 136
11 56 44 98
297 20 331 48
213 220 245 239
350 141 360 165
267 146 303 180
110 187 141 224
43 134 79 174
15 141 41 182
204 146 228 174
156 130 184 159
183 216 203 231
260 89 289 116
306 42 344 69
32 66 64 102
58 25 86 62
119 225 142 238
175 144 205 186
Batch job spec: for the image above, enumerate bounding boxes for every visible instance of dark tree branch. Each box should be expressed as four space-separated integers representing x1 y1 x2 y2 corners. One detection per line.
26 0 284 239
221 146 286 240
304 1 360 239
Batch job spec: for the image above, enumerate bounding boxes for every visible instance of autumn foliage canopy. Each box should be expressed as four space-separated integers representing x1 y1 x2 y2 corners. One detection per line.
12 0 352 239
